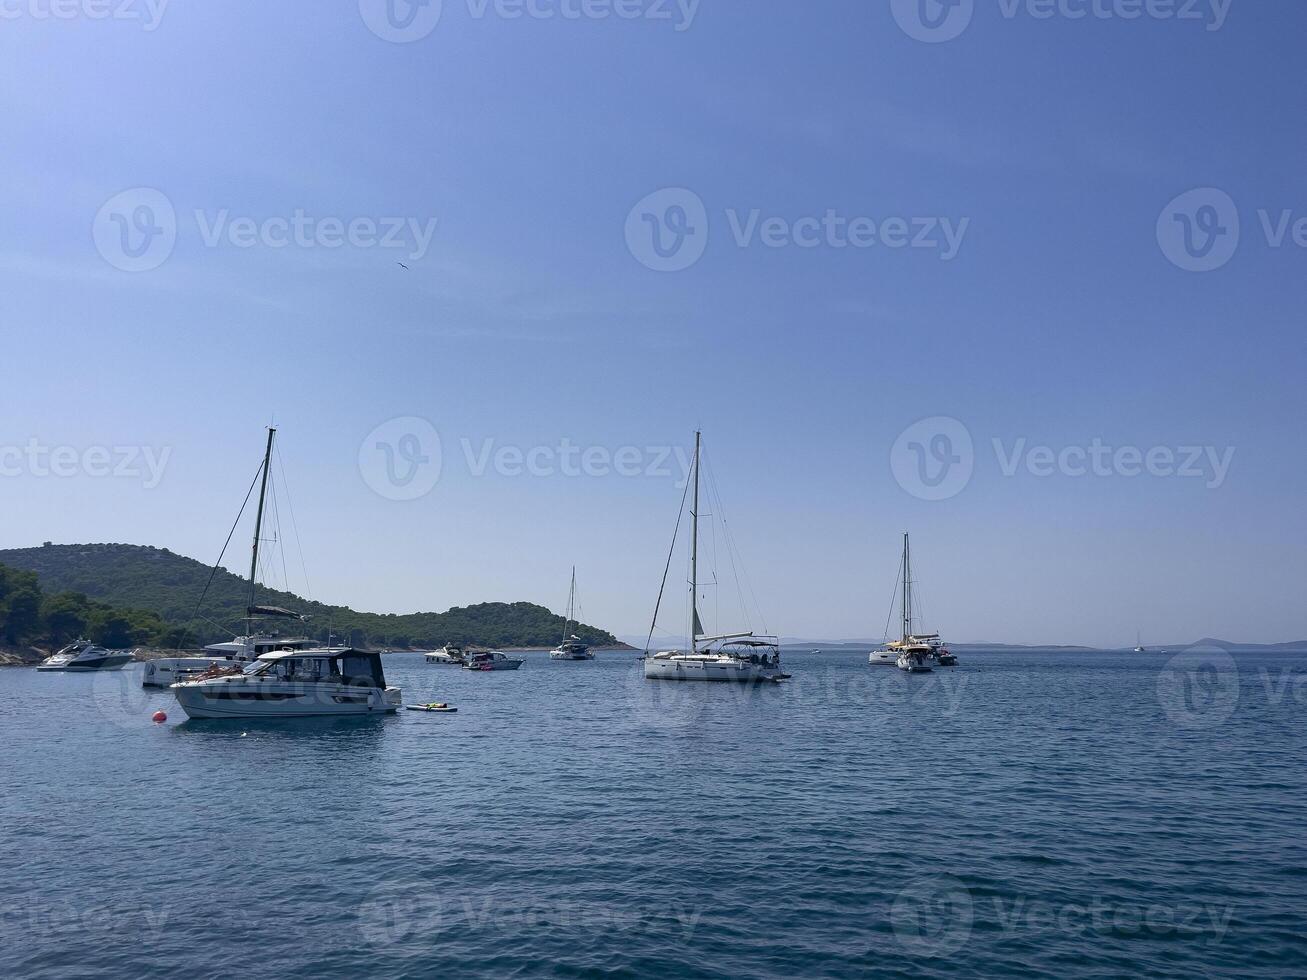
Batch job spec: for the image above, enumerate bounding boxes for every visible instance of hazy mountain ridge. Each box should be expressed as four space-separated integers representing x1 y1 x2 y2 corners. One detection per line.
0 544 619 650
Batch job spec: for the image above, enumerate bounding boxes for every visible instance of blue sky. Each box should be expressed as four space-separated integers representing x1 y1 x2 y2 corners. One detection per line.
1 0 1303 646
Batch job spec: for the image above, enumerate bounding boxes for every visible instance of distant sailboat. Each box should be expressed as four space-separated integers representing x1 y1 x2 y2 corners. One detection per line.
644 432 786 683
550 567 594 660
869 533 954 671
1134 630 1146 654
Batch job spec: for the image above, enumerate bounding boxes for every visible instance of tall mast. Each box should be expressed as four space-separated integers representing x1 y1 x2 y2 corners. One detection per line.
247 427 276 631
690 431 700 653
901 531 911 641
563 566 575 643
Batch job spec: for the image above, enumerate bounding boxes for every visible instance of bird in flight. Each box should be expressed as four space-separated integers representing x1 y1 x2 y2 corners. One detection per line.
397 261 409 270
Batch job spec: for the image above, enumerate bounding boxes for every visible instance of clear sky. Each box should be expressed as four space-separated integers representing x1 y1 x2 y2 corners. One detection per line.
1 0 1303 646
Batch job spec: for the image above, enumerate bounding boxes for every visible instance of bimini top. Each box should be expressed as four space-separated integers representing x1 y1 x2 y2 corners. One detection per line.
256 647 361 661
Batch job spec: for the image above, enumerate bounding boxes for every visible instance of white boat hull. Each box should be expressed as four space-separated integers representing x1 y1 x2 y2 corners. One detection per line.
868 649 897 666
644 657 784 683
142 657 233 687
550 650 594 660
174 680 402 719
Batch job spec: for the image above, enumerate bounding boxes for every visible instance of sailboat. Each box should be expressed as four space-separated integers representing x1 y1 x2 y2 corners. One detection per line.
1134 630 1147 653
550 567 594 660
868 533 953 672
643 432 787 683
172 429 401 718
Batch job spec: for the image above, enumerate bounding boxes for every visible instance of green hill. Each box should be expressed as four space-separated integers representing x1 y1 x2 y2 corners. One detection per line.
0 544 619 650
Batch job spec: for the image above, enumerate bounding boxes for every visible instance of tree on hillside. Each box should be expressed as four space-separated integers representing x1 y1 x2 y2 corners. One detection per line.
0 565 43 645
42 592 91 645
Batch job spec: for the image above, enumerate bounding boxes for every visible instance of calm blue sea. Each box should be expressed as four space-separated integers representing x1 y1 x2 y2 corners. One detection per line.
2 648 1305 978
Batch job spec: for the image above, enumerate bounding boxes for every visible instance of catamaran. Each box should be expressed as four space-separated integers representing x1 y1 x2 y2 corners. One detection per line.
550 567 594 660
868 532 954 672
172 428 401 718
643 432 787 684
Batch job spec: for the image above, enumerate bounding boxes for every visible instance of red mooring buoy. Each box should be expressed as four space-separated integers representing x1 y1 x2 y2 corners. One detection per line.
152 711 167 724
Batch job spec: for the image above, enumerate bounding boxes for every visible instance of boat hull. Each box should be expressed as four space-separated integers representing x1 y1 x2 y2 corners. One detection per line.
142 657 234 687
868 650 897 666
644 658 784 683
174 680 402 719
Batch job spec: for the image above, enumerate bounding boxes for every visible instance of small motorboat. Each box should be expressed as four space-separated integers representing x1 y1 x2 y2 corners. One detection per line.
406 703 458 713
463 651 524 672
36 640 135 672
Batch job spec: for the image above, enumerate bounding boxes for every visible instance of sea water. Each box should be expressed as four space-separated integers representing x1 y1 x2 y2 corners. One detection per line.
2 649 1304 978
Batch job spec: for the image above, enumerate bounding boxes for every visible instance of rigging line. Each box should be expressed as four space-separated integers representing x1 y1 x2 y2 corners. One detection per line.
705 452 765 635
275 444 313 603
178 460 265 651
643 466 694 656
881 552 904 642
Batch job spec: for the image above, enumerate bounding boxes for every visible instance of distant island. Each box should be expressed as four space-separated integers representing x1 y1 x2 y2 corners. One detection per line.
0 543 623 663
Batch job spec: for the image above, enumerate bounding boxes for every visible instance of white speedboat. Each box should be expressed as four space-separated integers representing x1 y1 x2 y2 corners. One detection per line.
463 651 524 671
36 640 135 672
550 567 594 660
642 432 787 685
144 635 317 687
868 647 898 666
173 648 401 719
425 644 467 665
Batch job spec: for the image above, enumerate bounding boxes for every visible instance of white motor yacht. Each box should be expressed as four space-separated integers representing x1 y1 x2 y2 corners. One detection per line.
143 635 317 687
463 651 524 671
173 648 401 719
425 644 467 665
36 640 135 672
